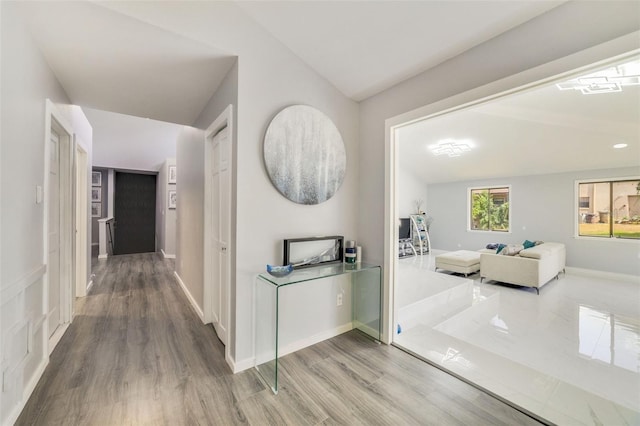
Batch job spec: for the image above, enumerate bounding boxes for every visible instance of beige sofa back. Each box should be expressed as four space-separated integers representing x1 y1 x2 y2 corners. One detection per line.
480 242 565 290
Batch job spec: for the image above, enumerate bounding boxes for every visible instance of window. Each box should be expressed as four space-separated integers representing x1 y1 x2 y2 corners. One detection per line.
577 179 640 239
469 186 510 232
579 197 590 208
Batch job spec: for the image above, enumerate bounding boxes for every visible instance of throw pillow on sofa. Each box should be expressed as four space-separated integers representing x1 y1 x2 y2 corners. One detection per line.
500 244 524 256
523 239 536 249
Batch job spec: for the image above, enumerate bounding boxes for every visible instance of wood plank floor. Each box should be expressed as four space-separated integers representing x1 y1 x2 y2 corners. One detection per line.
16 253 542 425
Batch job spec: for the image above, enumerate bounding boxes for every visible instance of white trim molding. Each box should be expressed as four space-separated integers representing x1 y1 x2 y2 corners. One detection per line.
384 35 640 350
161 249 176 259
0 264 46 306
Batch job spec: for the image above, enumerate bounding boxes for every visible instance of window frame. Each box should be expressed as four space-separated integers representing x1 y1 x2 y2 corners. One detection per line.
574 176 640 241
467 185 512 233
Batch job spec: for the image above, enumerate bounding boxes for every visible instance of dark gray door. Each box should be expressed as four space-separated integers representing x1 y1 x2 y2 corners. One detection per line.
114 172 156 255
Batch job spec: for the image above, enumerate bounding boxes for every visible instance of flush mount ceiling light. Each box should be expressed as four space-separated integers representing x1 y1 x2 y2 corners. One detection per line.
556 59 640 95
613 143 628 149
428 139 474 157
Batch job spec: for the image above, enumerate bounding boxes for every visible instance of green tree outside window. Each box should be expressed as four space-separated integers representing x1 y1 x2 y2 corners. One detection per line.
471 187 510 232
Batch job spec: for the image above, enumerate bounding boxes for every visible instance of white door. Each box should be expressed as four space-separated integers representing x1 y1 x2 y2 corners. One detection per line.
211 127 230 344
48 130 62 337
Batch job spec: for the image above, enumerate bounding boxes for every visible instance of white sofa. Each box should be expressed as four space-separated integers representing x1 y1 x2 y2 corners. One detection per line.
480 242 566 294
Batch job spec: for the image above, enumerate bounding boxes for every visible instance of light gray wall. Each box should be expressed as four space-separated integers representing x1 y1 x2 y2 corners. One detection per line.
178 20 362 368
233 43 359 366
0 2 91 423
176 126 206 309
426 167 640 276
358 1 640 267
398 168 429 218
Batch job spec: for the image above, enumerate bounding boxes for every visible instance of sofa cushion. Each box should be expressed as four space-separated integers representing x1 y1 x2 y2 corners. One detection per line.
523 239 536 249
500 244 524 256
519 248 543 259
520 245 551 259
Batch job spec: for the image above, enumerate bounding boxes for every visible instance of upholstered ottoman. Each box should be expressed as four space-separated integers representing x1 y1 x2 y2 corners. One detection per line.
435 250 481 276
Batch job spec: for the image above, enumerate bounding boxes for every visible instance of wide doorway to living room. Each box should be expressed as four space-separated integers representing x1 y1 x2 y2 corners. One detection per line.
391 53 640 425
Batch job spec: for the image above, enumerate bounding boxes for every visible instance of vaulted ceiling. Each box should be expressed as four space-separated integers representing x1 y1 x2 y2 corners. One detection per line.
14 1 639 180
19 0 562 124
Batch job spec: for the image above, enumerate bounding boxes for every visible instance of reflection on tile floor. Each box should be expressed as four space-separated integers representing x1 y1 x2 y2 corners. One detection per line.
394 252 640 425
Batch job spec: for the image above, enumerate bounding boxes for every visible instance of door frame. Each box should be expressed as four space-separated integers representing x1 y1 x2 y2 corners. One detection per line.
382 37 640 346
203 104 234 362
43 99 75 354
74 140 89 299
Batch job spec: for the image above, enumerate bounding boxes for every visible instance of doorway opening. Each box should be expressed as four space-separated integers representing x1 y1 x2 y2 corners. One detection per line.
113 171 157 255
385 51 639 425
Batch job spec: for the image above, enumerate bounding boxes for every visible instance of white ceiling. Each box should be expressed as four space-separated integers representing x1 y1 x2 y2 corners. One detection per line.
84 107 182 172
20 1 236 125
398 57 640 184
236 1 563 101
15 1 638 179
18 1 564 124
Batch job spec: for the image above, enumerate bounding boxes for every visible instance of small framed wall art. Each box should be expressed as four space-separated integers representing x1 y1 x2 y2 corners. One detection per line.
168 165 177 184
91 202 101 217
91 187 101 202
168 190 177 209
92 171 102 187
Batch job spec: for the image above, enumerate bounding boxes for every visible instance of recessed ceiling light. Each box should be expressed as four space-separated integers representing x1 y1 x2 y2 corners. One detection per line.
613 143 628 149
428 139 474 157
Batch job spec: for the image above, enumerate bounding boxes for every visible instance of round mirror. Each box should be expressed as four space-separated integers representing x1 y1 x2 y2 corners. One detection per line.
264 105 346 205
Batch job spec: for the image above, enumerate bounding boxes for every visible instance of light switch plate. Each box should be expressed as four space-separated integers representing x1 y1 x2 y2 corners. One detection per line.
36 185 43 204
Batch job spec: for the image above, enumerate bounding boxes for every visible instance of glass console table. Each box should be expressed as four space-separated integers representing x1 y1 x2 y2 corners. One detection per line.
255 262 381 393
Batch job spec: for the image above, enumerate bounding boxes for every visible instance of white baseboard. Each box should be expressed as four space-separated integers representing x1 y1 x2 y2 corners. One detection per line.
226 352 254 373
86 279 94 294
97 254 108 259
3 355 48 426
566 267 640 284
173 271 205 323
48 322 70 355
21 355 48 408
161 249 175 259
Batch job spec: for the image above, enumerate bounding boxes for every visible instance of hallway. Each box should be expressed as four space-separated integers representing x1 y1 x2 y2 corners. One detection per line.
16 253 541 425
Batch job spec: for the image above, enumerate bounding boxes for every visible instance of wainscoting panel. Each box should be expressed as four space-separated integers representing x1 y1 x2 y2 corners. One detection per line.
1 265 48 426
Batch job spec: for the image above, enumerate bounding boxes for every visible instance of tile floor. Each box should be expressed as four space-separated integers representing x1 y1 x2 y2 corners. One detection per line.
394 251 640 425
